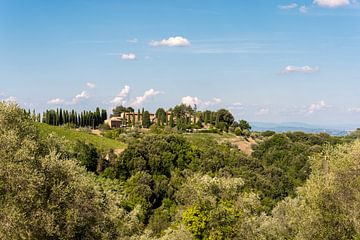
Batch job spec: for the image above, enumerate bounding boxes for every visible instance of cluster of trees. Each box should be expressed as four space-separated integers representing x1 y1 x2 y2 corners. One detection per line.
2 102 358 239
112 104 251 135
42 107 107 128
111 105 152 128
91 131 343 238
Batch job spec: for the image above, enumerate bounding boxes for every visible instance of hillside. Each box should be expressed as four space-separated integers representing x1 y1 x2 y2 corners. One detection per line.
37 123 126 152
185 132 257 155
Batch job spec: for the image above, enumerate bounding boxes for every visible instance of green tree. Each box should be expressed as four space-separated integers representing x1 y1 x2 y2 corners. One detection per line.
142 111 151 128
216 109 234 126
73 140 99 172
169 112 175 128
256 142 360 239
0 102 124 239
239 119 251 131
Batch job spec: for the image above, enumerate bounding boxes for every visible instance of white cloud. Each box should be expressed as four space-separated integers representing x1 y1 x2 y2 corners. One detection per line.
299 5 309 13
228 102 246 111
182 96 201 106
47 98 65 105
72 91 89 104
233 102 243 106
3 96 17 103
150 36 190 47
111 85 131 105
121 53 137 60
131 89 161 106
282 65 319 74
308 100 327 114
181 96 222 107
203 98 222 106
279 3 298 9
256 108 269 115
348 107 360 112
314 0 350 7
127 38 138 43
86 82 96 89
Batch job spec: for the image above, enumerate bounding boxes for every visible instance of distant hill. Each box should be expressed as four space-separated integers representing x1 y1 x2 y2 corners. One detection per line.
251 122 356 136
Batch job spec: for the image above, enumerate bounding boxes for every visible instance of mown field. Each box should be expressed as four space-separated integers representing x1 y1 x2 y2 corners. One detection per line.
37 123 126 151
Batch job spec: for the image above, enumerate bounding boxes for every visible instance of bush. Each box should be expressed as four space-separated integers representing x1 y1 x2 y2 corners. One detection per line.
234 127 242 136
98 123 111 131
261 130 276 137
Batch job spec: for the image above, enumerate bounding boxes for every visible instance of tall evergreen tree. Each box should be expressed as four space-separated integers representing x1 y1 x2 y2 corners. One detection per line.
127 113 131 127
169 112 175 128
142 111 151 128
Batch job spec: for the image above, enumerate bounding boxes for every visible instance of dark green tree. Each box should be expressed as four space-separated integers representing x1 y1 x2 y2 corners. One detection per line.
142 111 151 128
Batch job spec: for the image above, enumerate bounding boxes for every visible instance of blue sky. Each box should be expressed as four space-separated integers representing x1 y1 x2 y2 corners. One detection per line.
0 0 359 125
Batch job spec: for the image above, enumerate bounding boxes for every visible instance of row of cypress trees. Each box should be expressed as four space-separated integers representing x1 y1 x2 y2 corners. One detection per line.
42 107 107 128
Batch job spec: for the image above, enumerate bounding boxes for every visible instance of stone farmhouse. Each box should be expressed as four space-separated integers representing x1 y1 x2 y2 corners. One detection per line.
105 111 173 128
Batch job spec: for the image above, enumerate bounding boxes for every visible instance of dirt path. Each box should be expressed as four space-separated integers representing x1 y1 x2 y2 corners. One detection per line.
91 129 102 136
223 137 257 155
114 148 125 155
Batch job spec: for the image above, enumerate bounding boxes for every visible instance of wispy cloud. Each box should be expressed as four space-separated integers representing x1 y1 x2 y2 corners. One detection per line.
308 100 327 114
131 89 162 106
72 91 89 104
228 102 246 111
150 36 190 47
86 82 96 89
181 96 222 107
348 107 360 112
299 5 309 13
4 96 17 103
127 38 138 43
278 3 298 9
314 0 350 8
256 108 270 115
282 65 319 74
47 98 65 105
110 85 131 105
121 53 137 60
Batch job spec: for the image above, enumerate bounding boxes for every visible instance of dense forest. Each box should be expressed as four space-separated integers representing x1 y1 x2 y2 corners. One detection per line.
1 102 360 239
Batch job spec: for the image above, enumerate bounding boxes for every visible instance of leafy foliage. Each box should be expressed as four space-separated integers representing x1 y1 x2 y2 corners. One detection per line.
1 102 356 239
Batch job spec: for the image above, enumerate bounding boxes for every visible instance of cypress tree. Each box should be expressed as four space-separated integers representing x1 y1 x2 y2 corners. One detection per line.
127 113 131 127
56 108 59 126
215 113 220 129
59 109 63 125
101 109 107 123
142 111 151 128
169 112 174 127
95 107 101 126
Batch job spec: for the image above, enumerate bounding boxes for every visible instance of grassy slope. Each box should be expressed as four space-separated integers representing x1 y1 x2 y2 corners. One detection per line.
184 132 256 155
184 132 235 144
37 123 126 151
